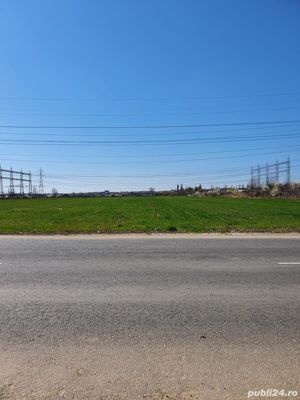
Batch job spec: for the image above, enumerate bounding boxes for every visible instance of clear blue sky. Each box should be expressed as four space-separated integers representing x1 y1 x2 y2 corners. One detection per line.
0 0 300 193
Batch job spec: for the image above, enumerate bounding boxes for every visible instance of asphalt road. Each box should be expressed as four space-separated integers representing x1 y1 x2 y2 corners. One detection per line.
0 236 299 400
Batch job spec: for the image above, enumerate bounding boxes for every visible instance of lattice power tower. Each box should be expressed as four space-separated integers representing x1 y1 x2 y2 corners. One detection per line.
0 166 44 196
250 158 291 188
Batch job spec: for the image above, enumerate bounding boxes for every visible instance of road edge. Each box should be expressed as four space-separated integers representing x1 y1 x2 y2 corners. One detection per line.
0 232 300 239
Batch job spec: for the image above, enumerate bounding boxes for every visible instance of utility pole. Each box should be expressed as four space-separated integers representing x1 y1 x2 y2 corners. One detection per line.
39 168 44 195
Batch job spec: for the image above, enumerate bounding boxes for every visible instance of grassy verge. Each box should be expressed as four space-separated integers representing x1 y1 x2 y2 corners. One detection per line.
0 196 299 234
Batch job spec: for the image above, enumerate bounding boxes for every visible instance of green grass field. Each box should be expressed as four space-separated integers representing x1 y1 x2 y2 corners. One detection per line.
0 196 299 234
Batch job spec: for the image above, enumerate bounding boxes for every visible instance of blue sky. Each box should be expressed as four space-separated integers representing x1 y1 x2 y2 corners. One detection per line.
0 0 300 192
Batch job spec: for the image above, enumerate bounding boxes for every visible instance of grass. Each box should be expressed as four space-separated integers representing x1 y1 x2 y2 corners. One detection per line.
0 196 299 234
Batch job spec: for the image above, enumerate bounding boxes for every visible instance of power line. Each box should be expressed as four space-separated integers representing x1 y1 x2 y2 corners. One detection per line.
1 123 300 137
3 146 300 167
43 165 260 179
1 119 300 130
42 164 300 192
2 105 300 118
2 142 298 161
43 162 300 184
0 132 298 147
1 90 300 102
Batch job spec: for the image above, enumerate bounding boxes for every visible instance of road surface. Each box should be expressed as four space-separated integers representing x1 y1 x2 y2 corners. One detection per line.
0 236 299 399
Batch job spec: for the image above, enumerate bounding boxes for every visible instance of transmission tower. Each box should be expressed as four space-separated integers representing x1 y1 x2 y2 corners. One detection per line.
266 162 269 185
287 156 291 186
251 157 291 187
257 164 261 187
20 169 24 195
28 172 32 195
39 168 44 195
9 167 14 195
0 166 3 196
275 160 279 184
